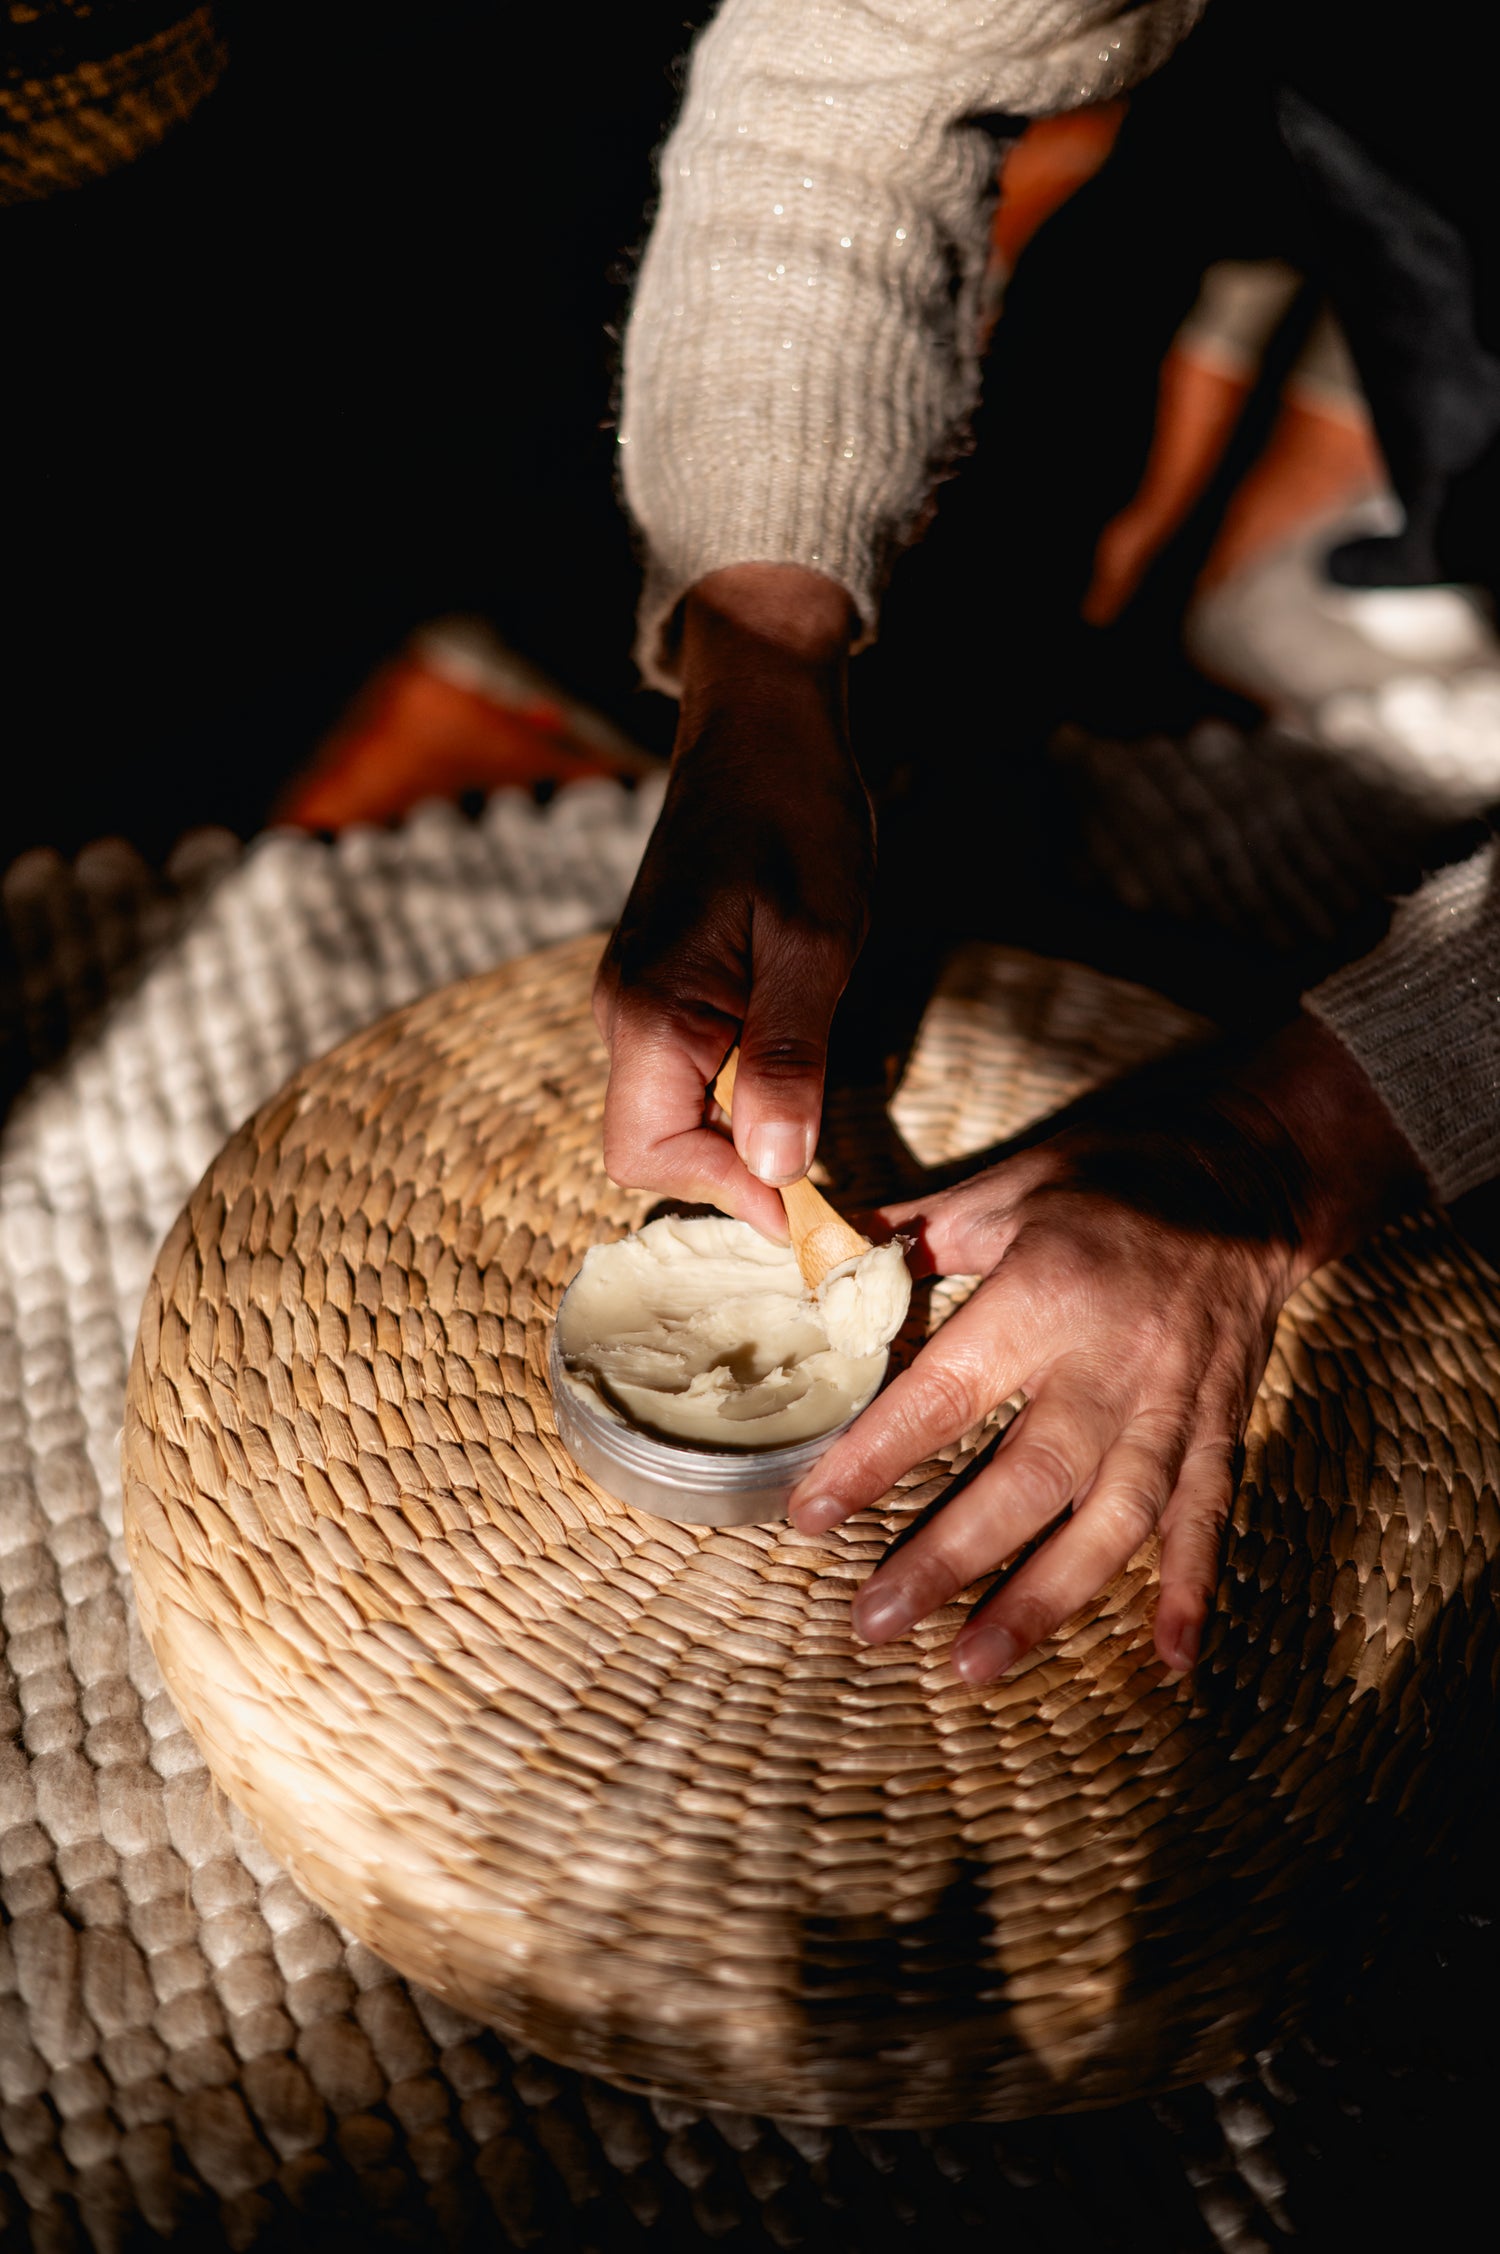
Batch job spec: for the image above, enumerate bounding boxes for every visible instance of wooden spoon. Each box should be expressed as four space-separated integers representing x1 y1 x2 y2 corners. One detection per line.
712 1050 871 1294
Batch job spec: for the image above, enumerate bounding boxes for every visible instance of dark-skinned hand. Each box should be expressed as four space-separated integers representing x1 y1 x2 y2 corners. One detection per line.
594 565 873 1242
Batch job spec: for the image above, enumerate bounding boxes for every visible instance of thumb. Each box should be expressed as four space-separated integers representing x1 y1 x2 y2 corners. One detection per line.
731 933 850 1188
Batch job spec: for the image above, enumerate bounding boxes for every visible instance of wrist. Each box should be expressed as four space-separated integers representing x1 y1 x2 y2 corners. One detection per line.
1221 1013 1426 1281
682 564 855 669
673 574 859 809
677 567 854 747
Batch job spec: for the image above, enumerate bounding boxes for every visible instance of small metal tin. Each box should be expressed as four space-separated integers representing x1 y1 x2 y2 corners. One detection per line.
547 1294 883 1528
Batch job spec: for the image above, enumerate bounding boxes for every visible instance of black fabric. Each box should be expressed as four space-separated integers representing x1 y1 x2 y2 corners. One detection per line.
864 0 1493 711
3 1 699 863
843 0 1491 1060
6 1 1487 850
1 0 210 78
1278 87 1500 592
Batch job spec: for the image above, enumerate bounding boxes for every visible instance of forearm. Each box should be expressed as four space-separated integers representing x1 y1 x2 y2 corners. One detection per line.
1199 839 1500 1285
676 565 854 748
1220 1013 1426 1283
620 0 1209 690
1303 840 1500 1207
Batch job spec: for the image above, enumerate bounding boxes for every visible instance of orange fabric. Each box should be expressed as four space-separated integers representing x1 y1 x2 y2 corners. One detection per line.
1084 347 1252 624
1083 344 1385 622
1000 105 1386 626
1197 390 1384 588
278 658 635 830
992 104 1125 270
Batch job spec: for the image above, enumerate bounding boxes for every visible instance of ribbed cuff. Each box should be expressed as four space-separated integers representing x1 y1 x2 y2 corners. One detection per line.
632 526 878 696
1305 844 1500 1203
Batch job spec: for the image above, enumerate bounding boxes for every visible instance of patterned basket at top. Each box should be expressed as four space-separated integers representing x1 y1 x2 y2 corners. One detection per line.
1 3 226 205
121 934 1500 2125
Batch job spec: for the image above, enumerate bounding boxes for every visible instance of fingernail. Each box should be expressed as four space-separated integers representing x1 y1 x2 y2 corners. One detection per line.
745 1122 813 1187
791 1495 844 1534
852 1584 917 1643
954 1622 1019 1684
1167 1616 1202 1674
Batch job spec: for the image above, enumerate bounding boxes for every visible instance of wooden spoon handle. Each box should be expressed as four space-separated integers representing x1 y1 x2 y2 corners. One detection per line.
713 1051 871 1291
779 1179 873 1289
711 1052 740 1116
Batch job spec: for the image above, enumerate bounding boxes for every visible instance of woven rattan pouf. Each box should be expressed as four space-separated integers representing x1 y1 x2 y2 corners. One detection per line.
121 933 1500 2126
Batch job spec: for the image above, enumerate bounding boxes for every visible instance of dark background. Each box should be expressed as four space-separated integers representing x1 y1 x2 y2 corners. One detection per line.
11 0 1491 880
0 0 1311 874
5 1 705 866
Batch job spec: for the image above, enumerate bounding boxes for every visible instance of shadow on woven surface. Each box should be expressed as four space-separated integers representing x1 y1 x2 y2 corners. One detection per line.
0 834 244 1138
3 1808 1497 2253
3 810 1499 2254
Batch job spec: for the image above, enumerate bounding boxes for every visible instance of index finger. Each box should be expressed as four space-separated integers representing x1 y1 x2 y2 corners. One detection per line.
876 1153 1048 1280
602 992 789 1240
788 1269 1053 1527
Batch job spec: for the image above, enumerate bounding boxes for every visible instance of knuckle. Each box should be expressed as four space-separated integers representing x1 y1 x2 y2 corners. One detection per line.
1019 1211 1105 1289
1003 1433 1083 1518
1188 1504 1230 1565
617 969 716 1027
1099 1476 1164 1552
778 908 864 966
1177 1474 1233 1550
1134 1309 1186 1373
612 986 742 1072
737 1029 828 1083
909 1358 986 1441
962 1200 1017 1269
1195 1432 1240 1482
1130 1403 1190 1459
610 907 745 1007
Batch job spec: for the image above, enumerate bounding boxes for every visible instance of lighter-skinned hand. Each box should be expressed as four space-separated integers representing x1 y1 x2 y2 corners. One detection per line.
787 1017 1424 1682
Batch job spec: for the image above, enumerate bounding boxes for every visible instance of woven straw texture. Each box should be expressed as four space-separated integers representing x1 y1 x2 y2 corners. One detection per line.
5 782 1500 2253
121 911 1500 2126
0 3 226 207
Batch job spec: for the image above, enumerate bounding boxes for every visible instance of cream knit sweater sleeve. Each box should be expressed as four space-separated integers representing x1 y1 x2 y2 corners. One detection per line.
618 0 1206 687
1305 841 1500 1205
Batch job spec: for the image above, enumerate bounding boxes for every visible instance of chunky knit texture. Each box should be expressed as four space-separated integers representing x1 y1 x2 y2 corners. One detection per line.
621 0 1500 1201
1306 844 1500 1202
619 0 1206 685
1057 712 1500 1202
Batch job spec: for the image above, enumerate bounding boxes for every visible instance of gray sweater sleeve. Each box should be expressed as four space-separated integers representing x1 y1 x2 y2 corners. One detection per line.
618 0 1206 688
1305 842 1500 1203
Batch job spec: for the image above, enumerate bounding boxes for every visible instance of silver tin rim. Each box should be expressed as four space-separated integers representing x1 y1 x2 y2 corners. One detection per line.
546 1282 883 1527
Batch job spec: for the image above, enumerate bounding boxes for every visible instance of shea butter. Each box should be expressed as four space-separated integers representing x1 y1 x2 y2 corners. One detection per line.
556 1213 899 1450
